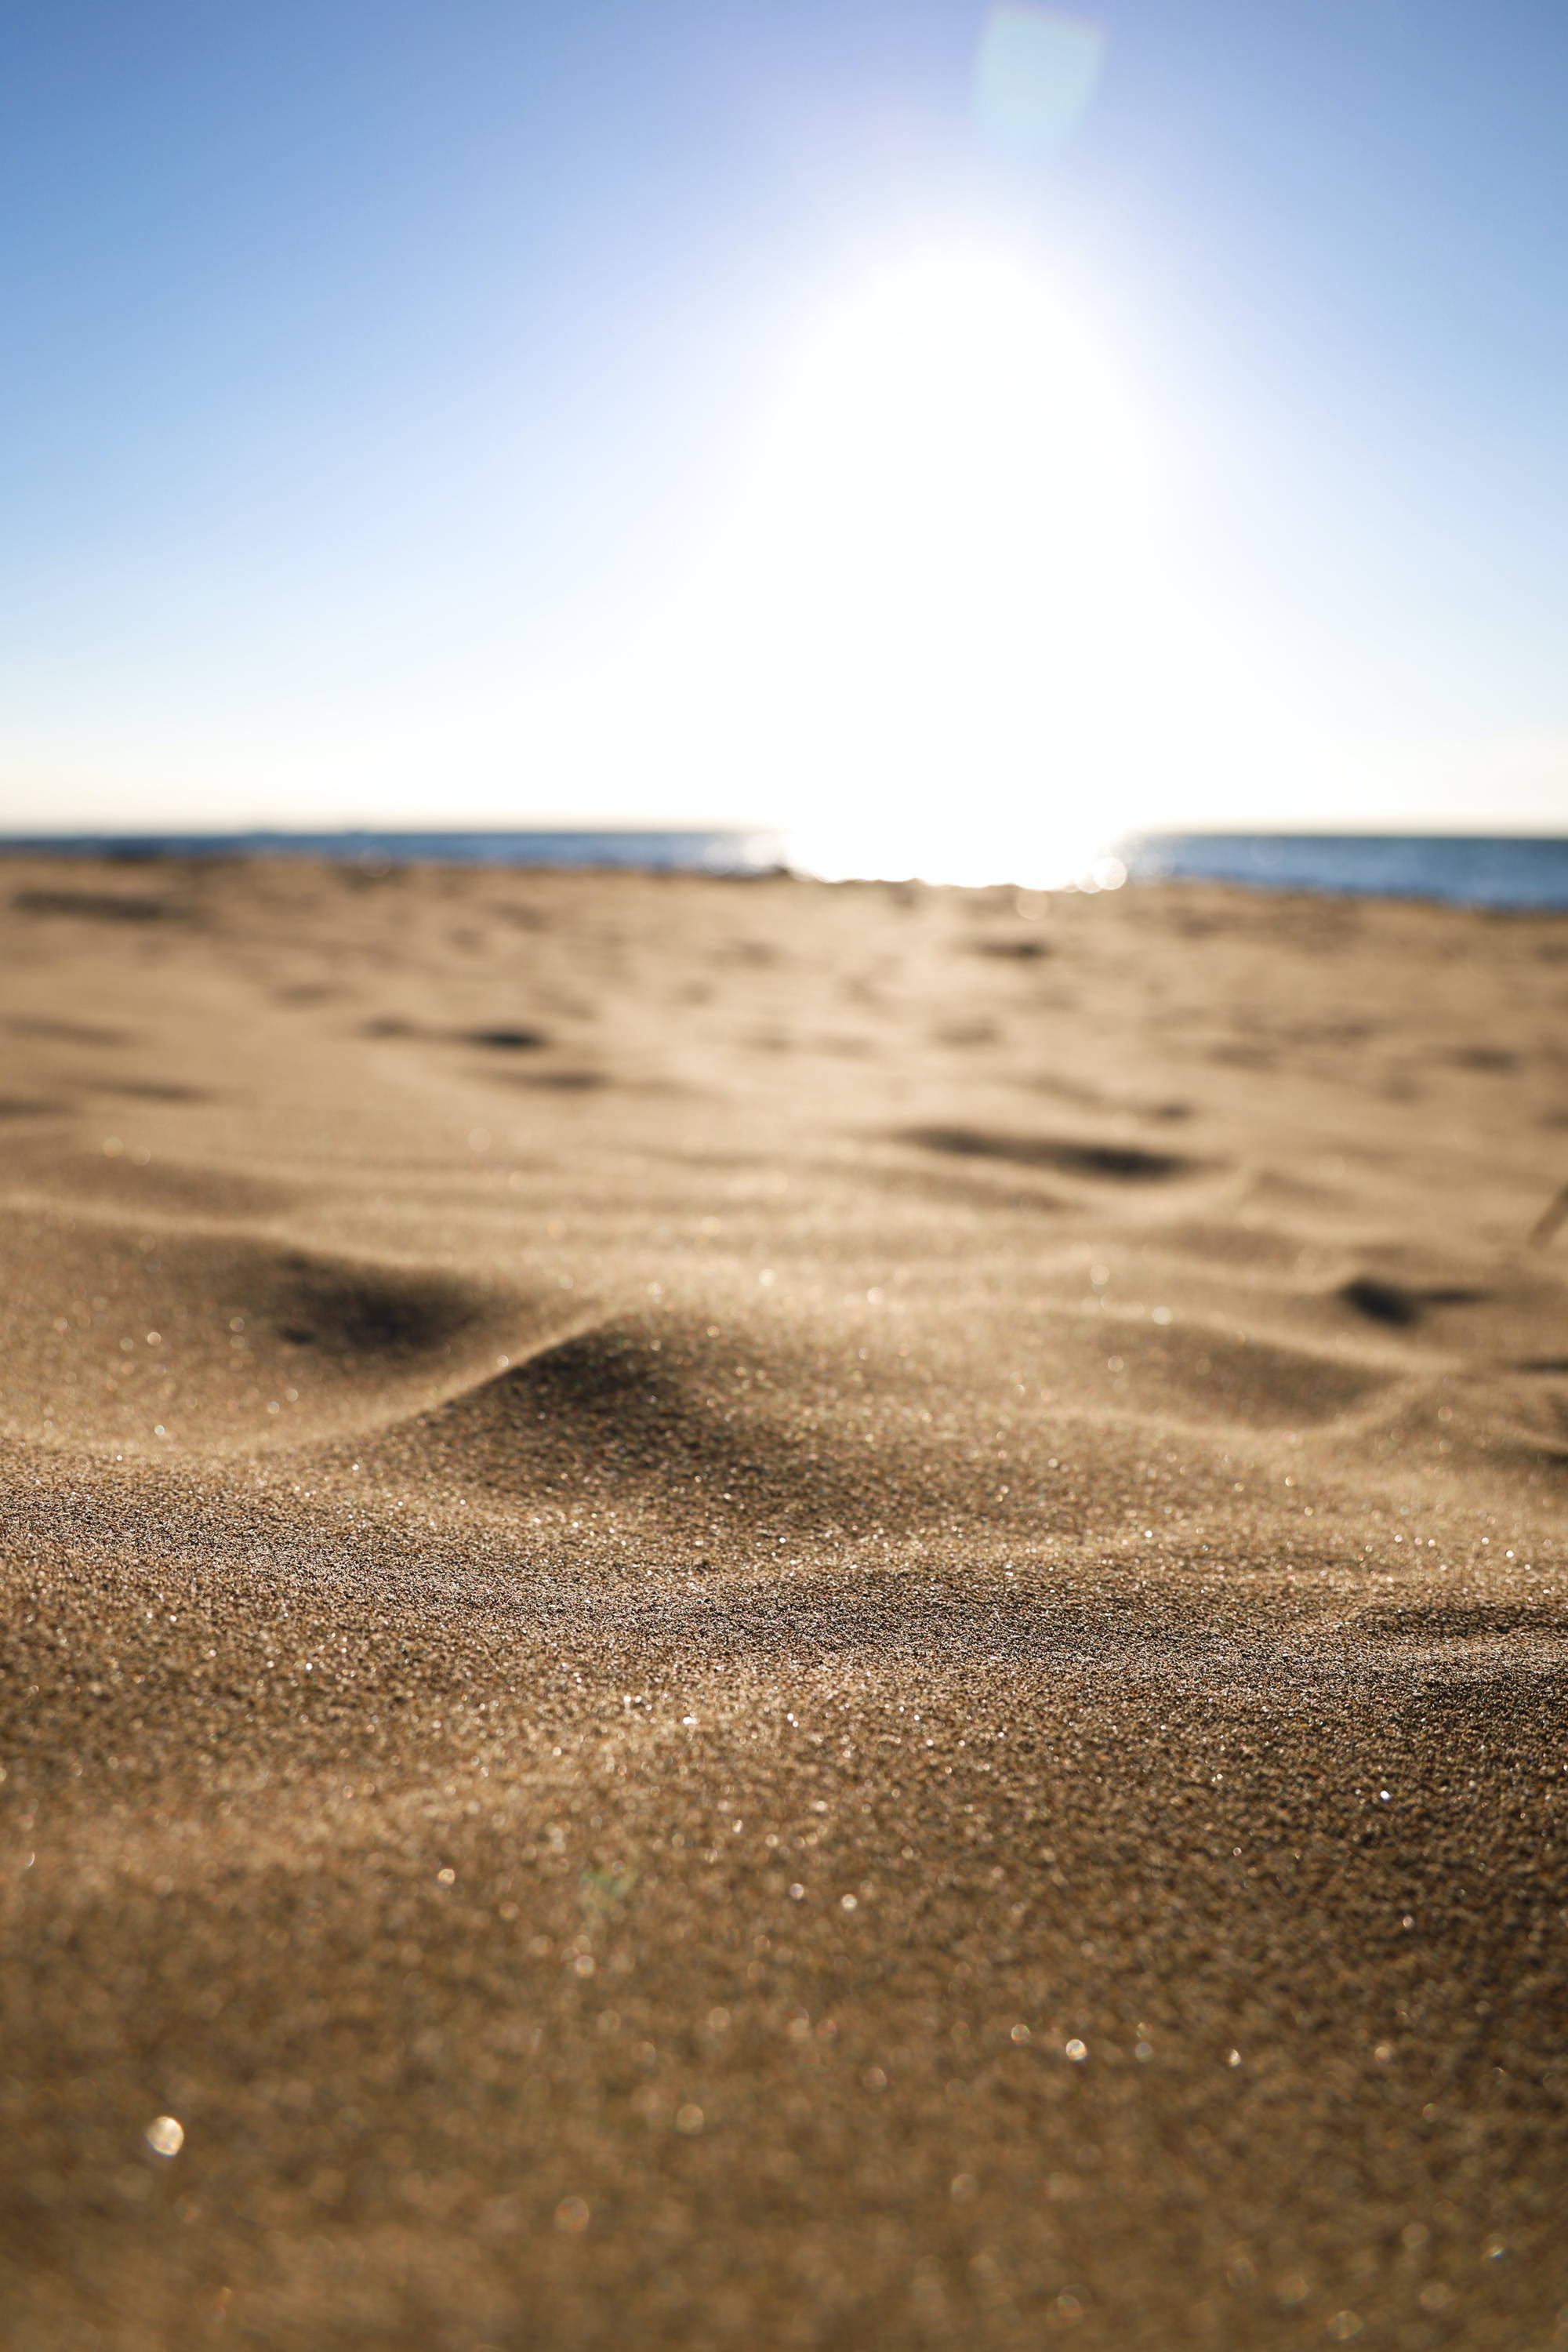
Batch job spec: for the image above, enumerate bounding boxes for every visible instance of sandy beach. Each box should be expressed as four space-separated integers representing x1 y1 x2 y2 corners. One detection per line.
1 855 1565 2350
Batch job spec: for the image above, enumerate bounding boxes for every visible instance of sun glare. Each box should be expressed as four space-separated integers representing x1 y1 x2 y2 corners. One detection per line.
525 242 1300 875
721 245 1162 884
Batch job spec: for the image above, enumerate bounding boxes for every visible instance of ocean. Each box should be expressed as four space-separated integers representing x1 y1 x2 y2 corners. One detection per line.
2 829 1566 910
1116 832 1568 910
0 827 787 877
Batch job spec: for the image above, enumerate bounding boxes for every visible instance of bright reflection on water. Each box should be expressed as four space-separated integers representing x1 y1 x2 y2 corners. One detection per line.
786 817 1131 891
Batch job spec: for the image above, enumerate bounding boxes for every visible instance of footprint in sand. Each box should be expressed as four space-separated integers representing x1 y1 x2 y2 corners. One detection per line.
12 887 183 924
1338 1275 1487 1328
897 1124 1214 1184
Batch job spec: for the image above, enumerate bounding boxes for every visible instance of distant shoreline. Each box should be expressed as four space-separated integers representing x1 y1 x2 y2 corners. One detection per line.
2 826 1566 908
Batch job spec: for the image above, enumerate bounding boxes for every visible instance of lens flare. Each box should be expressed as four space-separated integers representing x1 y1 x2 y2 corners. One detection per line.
973 7 1108 160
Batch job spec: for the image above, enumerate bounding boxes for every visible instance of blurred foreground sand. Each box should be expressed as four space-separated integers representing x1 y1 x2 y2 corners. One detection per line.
1 858 1565 2349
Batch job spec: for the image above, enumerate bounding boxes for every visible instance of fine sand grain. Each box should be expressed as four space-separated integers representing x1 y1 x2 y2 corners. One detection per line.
1 857 1565 2350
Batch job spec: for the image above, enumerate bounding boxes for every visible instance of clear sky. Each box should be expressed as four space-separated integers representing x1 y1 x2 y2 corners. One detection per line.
4 0 1566 876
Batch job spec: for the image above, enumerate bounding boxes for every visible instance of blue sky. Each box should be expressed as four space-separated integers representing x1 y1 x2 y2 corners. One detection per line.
3 0 1566 865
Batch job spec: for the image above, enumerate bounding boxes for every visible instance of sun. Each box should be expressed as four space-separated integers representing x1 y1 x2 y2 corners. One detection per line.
721 243 1163 884
521 243 1227 874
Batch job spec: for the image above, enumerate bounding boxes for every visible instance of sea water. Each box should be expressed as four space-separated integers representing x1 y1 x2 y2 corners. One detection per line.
2 828 1566 910
0 827 786 877
1116 833 1568 910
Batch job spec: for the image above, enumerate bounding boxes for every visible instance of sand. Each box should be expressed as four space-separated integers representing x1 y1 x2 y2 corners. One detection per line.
0 855 1564 2351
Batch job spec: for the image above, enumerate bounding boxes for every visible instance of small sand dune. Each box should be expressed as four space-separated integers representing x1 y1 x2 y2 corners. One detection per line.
0 858 1564 2350
0 1211 532 1457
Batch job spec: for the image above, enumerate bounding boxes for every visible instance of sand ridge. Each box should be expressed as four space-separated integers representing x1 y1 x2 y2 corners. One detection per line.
0 858 1565 2349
